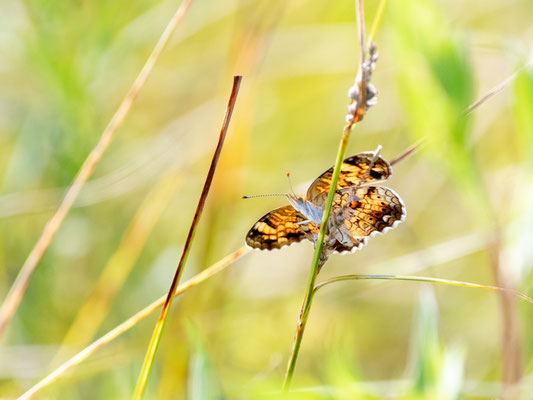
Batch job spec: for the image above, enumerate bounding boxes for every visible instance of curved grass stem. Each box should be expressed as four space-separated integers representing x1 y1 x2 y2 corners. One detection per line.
313 274 533 305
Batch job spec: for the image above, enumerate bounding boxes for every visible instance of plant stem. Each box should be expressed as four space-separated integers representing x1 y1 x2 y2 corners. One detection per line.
132 76 242 400
282 258 324 392
282 0 370 391
368 0 388 44
313 274 533 304
282 113 363 391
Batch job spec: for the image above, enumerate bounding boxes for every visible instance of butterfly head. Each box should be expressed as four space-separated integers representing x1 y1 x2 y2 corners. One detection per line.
287 194 323 225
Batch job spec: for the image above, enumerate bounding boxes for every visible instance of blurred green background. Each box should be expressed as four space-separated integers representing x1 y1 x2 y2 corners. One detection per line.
1 0 533 398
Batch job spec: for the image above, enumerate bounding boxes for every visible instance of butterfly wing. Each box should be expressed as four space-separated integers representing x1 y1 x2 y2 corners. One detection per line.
325 237 368 255
245 153 403 254
306 152 392 205
339 186 405 238
245 206 316 250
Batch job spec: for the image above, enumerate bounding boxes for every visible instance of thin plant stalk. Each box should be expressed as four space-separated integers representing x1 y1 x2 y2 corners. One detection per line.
282 0 370 391
389 140 421 167
0 0 194 338
464 59 533 115
16 246 249 400
313 274 533 304
132 76 242 400
368 0 387 44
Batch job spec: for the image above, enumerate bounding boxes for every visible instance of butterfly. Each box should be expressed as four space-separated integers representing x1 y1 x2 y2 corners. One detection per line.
245 151 405 255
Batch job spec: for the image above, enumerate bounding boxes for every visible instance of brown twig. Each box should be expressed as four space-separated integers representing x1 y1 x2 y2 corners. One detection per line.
357 0 365 77
390 63 533 167
389 140 423 167
0 0 194 338
464 70 521 115
132 76 242 399
464 60 533 115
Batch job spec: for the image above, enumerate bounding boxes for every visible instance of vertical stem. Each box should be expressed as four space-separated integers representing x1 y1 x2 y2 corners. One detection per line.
282 118 358 392
282 258 324 391
282 0 367 387
282 0 391 390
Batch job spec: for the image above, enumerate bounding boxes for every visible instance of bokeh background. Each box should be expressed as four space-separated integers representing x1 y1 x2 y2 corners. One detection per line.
1 0 533 398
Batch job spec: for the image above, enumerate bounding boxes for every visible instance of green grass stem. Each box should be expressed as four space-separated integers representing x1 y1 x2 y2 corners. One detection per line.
313 274 533 304
282 0 373 391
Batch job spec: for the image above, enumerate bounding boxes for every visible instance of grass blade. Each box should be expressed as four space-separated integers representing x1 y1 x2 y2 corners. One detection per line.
313 274 533 304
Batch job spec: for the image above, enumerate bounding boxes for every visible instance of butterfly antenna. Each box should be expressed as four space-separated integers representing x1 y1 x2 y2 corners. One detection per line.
286 172 297 196
242 193 287 199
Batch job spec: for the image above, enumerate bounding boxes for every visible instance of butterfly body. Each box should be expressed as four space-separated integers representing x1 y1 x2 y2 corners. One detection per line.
245 152 405 255
287 195 324 225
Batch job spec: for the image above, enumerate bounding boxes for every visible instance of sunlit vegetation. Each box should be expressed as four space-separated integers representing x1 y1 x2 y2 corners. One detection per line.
1 0 532 398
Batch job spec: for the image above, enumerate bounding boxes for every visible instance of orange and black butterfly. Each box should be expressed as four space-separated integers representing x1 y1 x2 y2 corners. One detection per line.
245 151 405 254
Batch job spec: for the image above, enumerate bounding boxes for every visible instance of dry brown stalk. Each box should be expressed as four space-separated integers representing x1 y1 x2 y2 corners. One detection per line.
132 75 242 399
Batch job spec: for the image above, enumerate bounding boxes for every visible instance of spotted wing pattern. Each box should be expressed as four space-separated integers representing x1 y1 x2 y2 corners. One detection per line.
324 236 368 255
245 206 317 250
306 152 392 205
336 186 405 238
245 152 404 255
